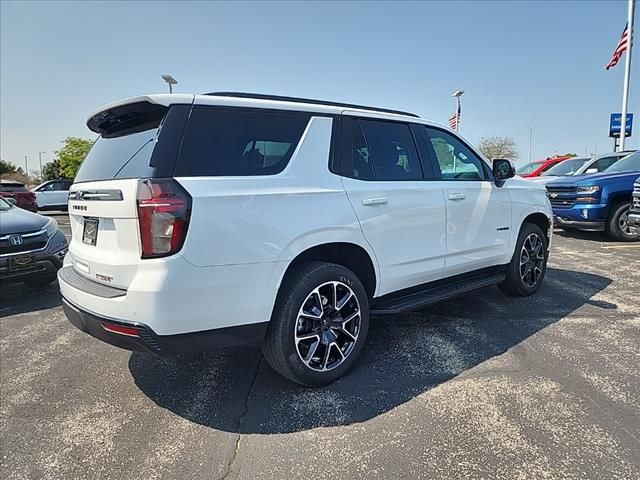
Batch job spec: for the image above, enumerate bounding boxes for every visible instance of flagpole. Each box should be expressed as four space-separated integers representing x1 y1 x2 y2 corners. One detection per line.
619 0 635 151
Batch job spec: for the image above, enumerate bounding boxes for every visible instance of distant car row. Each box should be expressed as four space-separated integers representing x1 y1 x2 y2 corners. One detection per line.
0 178 72 212
518 151 640 242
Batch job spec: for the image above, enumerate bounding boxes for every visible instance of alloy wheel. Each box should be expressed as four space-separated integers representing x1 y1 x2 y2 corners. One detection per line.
294 281 361 372
520 233 545 288
619 210 632 235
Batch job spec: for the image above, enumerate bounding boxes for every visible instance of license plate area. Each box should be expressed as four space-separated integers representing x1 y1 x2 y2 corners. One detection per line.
82 218 99 246
9 255 36 272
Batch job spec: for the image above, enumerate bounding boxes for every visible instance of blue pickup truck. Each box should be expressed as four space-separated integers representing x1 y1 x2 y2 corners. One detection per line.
546 151 640 241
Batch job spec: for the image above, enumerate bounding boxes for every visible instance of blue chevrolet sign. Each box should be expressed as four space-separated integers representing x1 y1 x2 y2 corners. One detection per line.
609 113 633 137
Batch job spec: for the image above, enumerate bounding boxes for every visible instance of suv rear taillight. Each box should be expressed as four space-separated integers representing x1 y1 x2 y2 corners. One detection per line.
137 179 191 259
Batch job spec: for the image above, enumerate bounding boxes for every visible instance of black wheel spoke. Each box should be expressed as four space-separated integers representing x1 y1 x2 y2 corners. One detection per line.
519 233 545 288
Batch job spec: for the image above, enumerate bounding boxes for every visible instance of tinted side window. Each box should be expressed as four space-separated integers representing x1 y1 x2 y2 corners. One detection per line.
359 119 422 181
350 120 375 180
424 128 487 180
177 108 311 177
592 156 618 171
37 182 55 192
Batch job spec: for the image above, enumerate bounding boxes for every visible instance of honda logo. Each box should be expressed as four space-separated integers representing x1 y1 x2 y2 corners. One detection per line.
8 235 24 246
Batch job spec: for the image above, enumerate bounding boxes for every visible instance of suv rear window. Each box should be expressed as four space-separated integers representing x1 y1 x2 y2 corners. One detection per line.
176 107 311 177
76 102 184 184
75 129 156 183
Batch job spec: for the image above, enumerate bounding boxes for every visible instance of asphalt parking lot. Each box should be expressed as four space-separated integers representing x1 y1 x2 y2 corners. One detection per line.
1 215 639 480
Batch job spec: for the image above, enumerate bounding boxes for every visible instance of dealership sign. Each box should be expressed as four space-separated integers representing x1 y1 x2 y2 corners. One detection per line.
609 113 633 138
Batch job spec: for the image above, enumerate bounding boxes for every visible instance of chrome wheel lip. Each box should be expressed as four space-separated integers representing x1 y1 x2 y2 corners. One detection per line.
294 280 361 372
519 233 545 288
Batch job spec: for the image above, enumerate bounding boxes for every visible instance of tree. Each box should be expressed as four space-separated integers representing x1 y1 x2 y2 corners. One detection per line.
478 136 518 160
0 159 18 176
55 137 94 179
41 159 63 181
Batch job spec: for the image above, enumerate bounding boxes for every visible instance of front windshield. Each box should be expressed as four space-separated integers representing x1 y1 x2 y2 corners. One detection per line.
605 152 640 173
516 162 542 174
0 197 11 211
542 158 589 176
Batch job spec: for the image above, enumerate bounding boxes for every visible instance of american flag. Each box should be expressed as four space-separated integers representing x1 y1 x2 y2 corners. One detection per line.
605 24 630 70
448 113 459 130
448 103 461 130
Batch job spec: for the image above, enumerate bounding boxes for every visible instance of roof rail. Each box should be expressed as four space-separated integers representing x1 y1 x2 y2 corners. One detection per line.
203 92 420 118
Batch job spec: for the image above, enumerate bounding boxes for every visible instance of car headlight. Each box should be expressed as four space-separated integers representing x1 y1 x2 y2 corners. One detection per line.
44 217 59 237
576 185 600 195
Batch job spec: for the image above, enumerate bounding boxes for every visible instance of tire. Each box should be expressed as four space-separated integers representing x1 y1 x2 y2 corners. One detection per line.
499 223 548 296
262 261 370 387
24 274 57 287
605 202 639 242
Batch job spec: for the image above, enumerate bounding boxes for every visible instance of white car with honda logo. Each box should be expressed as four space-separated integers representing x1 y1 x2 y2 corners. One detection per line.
59 92 552 386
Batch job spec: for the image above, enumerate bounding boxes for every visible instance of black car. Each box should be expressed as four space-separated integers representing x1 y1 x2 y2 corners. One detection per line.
0 197 68 286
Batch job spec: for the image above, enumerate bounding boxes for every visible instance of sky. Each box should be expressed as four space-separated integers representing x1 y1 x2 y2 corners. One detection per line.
1 0 638 172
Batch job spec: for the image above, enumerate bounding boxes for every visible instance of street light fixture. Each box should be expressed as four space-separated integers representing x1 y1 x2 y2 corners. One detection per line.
161 74 178 94
39 151 46 180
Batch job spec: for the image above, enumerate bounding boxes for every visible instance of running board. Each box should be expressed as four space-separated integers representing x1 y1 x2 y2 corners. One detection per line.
370 272 506 315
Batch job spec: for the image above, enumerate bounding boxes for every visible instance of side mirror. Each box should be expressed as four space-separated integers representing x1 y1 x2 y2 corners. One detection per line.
585 168 598 174
493 158 515 184
5 197 17 206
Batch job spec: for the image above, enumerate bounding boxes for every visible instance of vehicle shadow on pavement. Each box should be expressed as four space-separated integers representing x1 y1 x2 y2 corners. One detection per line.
128 267 613 434
553 228 614 243
0 281 62 318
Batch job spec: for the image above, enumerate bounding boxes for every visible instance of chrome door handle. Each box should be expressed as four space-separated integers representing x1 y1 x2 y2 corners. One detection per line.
448 193 466 201
362 197 388 206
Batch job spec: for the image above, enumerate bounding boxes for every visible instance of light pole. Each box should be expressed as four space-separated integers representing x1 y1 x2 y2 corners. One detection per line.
24 155 28 176
451 90 464 132
618 0 634 151
528 127 533 162
39 151 46 180
161 74 178 94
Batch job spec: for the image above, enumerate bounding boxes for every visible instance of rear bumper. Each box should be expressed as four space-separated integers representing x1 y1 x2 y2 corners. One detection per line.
59 253 285 336
62 296 268 355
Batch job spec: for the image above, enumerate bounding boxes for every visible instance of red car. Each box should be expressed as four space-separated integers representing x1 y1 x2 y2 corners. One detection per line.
0 179 38 212
517 156 571 178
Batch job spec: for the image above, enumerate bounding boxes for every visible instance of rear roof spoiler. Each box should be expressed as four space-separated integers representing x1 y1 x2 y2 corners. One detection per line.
86 94 194 136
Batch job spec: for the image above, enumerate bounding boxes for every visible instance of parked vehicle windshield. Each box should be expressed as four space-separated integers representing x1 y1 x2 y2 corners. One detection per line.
541 158 590 176
516 162 542 174
0 197 11 210
604 152 640 173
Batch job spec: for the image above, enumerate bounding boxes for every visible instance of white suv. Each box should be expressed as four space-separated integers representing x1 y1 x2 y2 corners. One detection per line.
59 92 553 386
